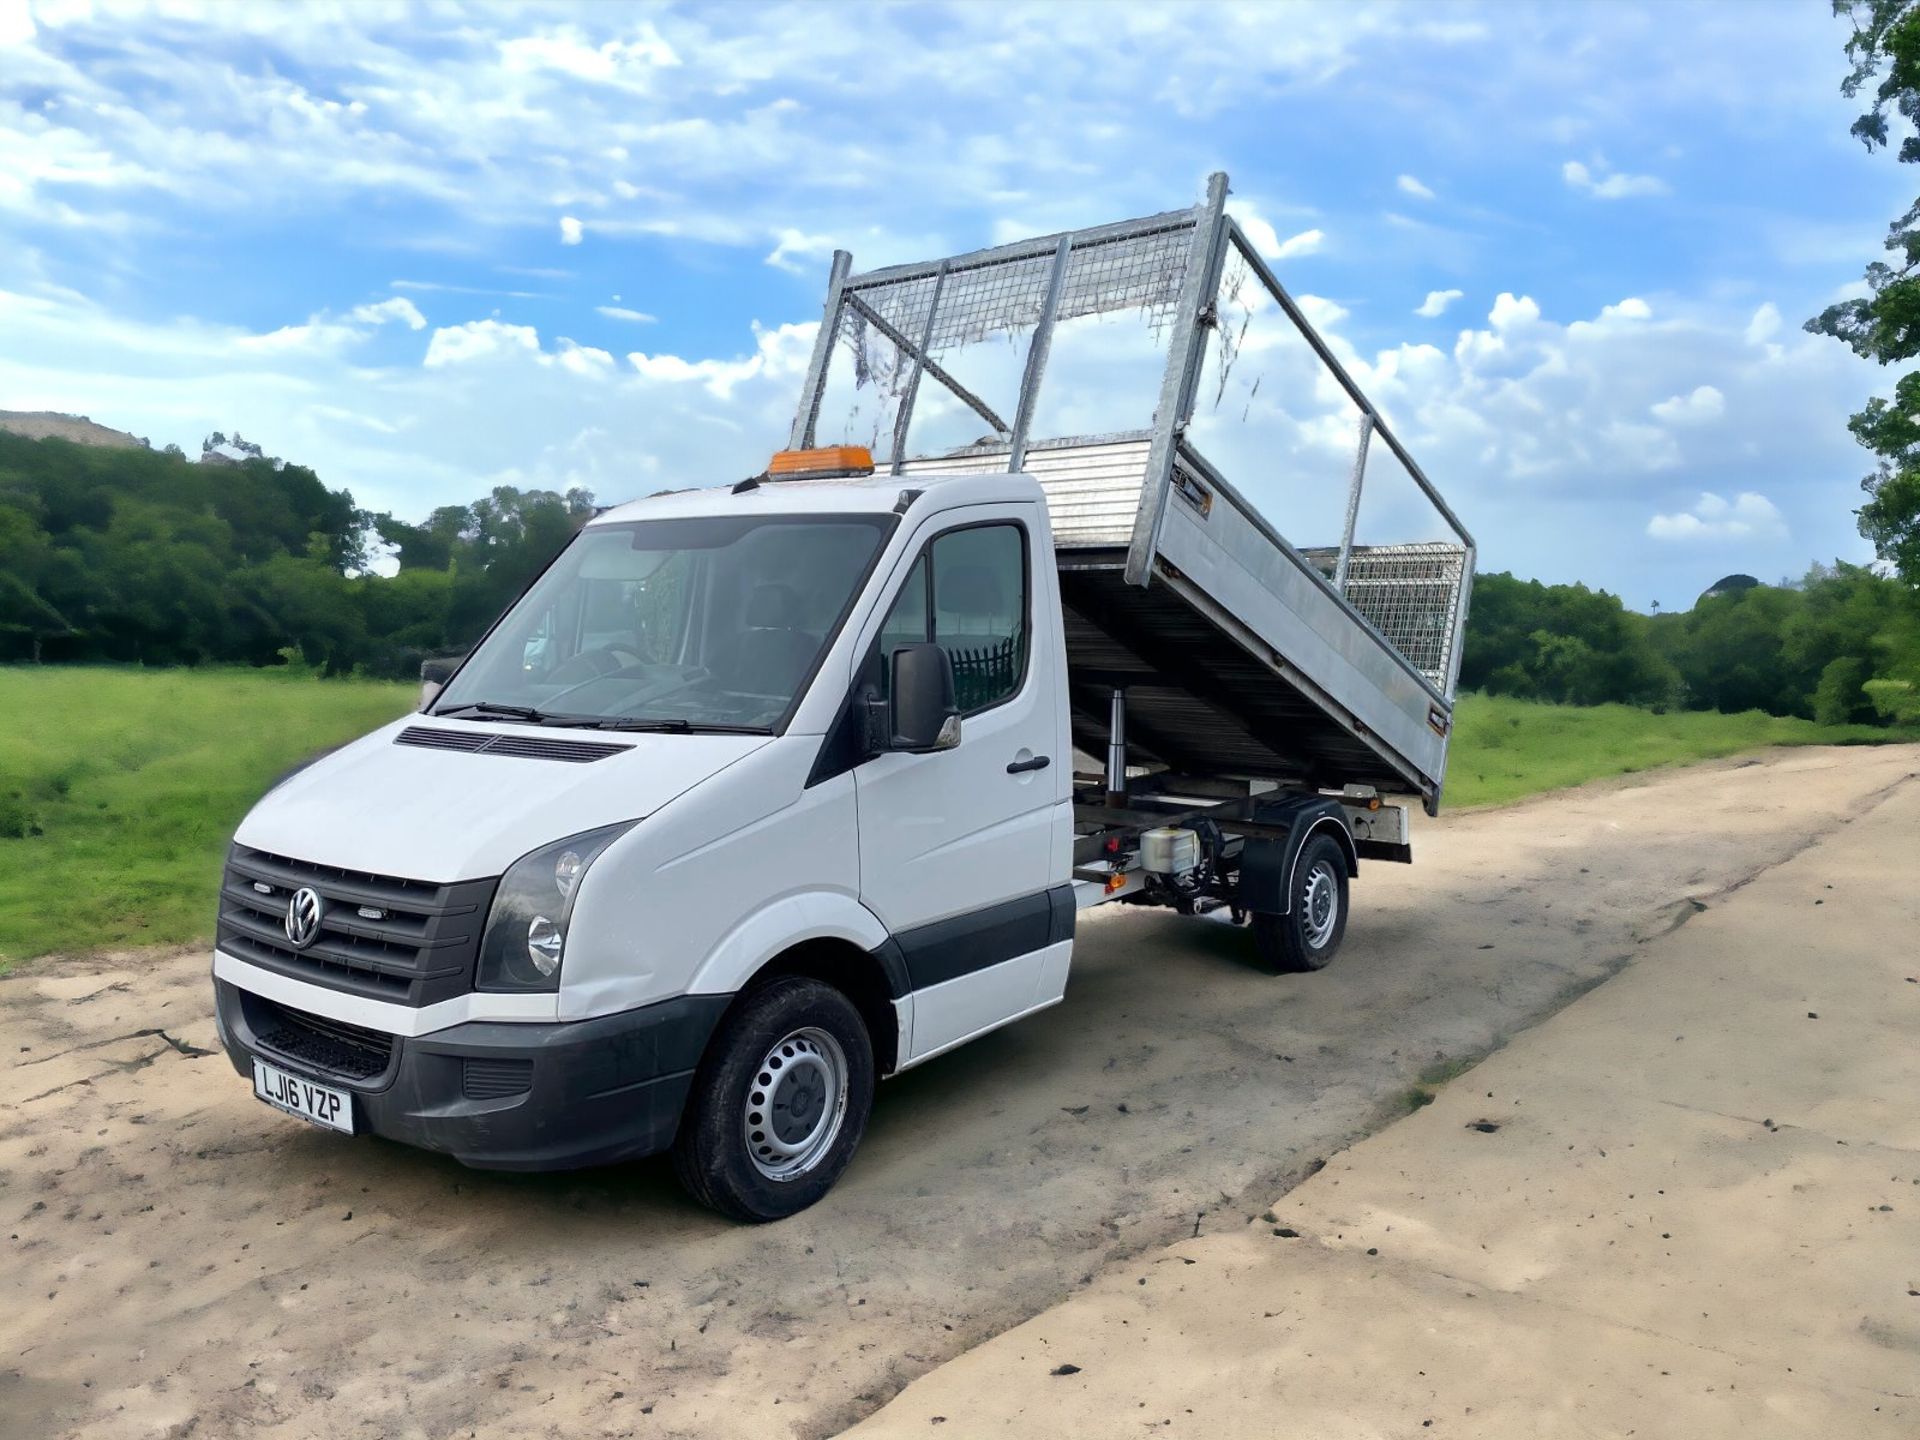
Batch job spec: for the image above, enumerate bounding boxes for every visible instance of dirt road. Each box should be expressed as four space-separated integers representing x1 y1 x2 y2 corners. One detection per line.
4 746 1915 1440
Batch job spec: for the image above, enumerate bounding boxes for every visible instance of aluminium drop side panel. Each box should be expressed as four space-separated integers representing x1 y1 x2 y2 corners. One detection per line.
1151 497 1448 801
902 444 1453 802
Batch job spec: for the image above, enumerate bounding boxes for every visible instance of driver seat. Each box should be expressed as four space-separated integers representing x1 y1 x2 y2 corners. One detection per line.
716 584 821 694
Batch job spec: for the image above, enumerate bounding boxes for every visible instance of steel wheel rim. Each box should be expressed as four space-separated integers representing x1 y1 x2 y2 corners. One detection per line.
743 1026 849 1182
1302 860 1339 949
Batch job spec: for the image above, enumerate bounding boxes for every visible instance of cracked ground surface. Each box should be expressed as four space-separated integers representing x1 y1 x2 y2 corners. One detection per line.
2 745 1916 1440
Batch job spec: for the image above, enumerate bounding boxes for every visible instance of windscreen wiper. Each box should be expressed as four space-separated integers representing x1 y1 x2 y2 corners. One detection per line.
581 718 772 734
432 701 551 723
434 703 767 734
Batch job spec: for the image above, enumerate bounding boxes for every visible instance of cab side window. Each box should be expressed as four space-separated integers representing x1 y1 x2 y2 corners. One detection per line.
871 524 1028 714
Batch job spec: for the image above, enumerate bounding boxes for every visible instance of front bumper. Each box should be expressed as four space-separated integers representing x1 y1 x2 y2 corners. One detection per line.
215 979 730 1171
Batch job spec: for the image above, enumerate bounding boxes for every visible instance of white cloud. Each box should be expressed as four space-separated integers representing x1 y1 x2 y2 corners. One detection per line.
1415 288 1463 318
230 324 346 356
1744 302 1782 347
423 323 614 380
233 296 429 354
0 0 35 47
554 339 616 378
1647 492 1785 542
1488 292 1541 330
1273 227 1324 261
1230 207 1280 260
558 215 584 246
765 227 836 275
1229 201 1324 264
424 319 543 368
626 320 814 399
595 305 657 324
1396 174 1435 200
1333 288 1865 506
349 297 427 331
1562 158 1667 200
1651 384 1724 423
498 26 679 86
1598 297 1652 322
0 0 1840 297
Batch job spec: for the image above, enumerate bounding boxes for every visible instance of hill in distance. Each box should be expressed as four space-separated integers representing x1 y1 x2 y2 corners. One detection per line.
0 410 147 450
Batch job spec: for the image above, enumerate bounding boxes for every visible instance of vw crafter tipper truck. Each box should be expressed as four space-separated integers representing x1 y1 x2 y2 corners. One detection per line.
211 175 1475 1220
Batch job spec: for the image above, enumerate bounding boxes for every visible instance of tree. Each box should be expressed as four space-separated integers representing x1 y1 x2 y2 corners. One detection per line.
1807 1 1920 583
1459 572 1678 707
1665 584 1825 717
369 484 596 649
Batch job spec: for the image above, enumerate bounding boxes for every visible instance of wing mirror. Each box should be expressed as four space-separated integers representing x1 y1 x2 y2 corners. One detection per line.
883 643 962 752
418 653 465 712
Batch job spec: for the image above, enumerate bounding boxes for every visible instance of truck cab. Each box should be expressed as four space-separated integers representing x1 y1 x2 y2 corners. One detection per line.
217 465 1081 1219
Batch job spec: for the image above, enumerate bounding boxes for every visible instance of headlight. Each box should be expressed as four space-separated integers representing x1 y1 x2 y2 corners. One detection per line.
476 822 633 992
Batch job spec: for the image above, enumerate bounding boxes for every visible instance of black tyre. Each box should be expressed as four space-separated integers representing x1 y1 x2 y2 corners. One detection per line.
1250 833 1349 973
672 977 875 1222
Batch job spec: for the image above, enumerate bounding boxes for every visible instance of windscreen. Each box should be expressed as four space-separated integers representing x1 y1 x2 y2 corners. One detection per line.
434 514 891 731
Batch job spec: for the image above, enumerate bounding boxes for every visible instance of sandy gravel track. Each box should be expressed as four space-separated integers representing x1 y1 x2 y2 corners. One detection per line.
3 746 1914 1440
847 762 1920 1438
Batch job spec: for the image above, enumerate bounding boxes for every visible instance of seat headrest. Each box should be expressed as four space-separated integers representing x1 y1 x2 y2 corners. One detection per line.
745 583 802 629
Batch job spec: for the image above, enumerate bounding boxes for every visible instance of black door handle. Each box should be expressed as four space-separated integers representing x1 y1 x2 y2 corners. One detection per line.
1007 754 1051 774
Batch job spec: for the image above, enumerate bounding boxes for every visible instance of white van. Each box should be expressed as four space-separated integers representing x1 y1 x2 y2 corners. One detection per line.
212 179 1472 1220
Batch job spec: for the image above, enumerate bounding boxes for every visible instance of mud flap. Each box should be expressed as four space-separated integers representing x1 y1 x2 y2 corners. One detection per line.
1234 795 1356 915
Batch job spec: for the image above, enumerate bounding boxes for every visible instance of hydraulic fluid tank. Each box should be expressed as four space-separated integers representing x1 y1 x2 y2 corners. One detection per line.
1141 827 1200 876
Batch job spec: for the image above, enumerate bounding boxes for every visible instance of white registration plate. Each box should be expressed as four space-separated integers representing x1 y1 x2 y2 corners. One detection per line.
253 1058 354 1134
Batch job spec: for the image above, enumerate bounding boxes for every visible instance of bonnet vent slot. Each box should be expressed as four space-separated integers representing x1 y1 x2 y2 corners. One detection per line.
393 727 488 753
394 727 632 763
479 733 632 762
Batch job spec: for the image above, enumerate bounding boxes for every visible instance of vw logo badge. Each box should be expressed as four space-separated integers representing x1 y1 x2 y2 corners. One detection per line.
285 887 324 950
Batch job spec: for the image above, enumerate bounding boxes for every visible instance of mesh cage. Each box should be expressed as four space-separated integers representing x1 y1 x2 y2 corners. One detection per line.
795 179 1476 721
838 217 1198 360
1301 542 1468 687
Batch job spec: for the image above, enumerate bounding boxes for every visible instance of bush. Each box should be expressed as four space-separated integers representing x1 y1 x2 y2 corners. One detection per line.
1813 656 1874 727
0 792 42 839
1864 677 1920 723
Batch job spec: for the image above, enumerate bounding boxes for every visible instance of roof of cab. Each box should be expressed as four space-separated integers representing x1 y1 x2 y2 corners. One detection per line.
586 467 1042 527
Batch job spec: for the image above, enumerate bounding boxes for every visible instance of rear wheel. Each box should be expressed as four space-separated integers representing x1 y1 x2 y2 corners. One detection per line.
672 977 875 1222
1251 833 1349 973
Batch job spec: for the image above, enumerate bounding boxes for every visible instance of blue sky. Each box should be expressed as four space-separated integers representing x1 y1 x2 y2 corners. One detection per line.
0 0 1905 609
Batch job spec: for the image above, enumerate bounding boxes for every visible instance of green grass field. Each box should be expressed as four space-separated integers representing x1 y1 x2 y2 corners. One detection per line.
1 668 1914 967
1444 693 1911 808
0 667 414 967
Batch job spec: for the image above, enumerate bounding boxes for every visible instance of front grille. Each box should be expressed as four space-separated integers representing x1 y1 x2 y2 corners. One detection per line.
251 996 394 1081
217 846 496 1006
462 1058 534 1100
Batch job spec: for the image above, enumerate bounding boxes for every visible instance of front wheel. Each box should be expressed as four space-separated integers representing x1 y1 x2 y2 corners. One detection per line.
672 977 875 1222
1251 833 1349 973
